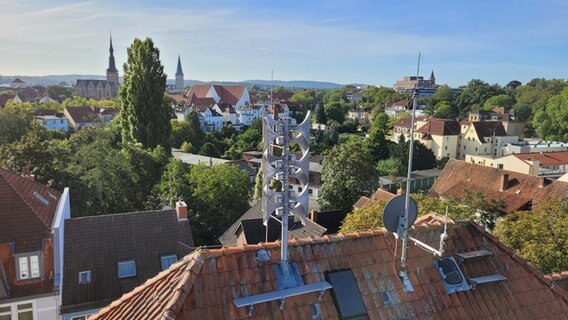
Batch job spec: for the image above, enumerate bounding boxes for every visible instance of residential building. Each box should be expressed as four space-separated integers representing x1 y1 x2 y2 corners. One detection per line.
75 36 119 99
347 107 370 125
345 87 363 102
384 99 411 117
503 139 568 155
465 151 568 178
9 78 29 89
238 104 265 126
190 105 223 132
63 106 102 130
390 115 428 142
59 203 193 320
430 159 568 213
467 109 526 138
90 217 568 319
213 103 237 125
459 121 518 159
218 202 327 246
175 55 184 91
93 107 117 124
414 118 460 159
0 168 70 320
35 114 69 132
393 71 436 94
186 84 250 110
172 149 256 182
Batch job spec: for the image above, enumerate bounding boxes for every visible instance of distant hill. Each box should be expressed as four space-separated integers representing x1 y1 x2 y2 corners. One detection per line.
0 75 346 89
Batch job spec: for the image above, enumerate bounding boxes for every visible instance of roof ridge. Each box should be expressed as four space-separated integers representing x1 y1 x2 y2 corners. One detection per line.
91 250 206 319
0 168 56 230
69 209 175 220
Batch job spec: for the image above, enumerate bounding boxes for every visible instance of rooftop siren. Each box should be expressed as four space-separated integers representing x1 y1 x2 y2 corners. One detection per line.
262 111 311 279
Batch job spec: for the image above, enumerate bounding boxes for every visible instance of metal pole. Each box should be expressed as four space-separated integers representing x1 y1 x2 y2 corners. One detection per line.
400 53 420 276
280 118 290 276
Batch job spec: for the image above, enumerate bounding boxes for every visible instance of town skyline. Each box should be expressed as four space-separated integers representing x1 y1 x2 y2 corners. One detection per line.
2 0 568 87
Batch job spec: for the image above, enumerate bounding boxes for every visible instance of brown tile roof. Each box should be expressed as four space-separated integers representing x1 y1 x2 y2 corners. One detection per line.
471 121 508 143
0 168 61 253
64 106 100 124
187 93 216 107
91 221 568 320
218 201 327 246
430 159 568 213
514 151 568 166
353 188 396 209
416 118 460 136
392 99 411 108
546 271 568 292
60 209 194 314
187 84 247 106
393 115 428 129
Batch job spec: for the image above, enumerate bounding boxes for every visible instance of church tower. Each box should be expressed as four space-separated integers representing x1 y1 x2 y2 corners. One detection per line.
429 70 435 85
106 35 119 89
175 55 184 91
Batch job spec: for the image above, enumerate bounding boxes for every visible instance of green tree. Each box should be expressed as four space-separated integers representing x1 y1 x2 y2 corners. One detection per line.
460 191 505 230
482 94 514 111
0 108 33 147
455 79 504 117
154 158 192 207
534 87 568 141
119 37 171 149
340 193 474 232
495 199 568 274
324 101 346 123
319 140 378 211
289 89 317 110
188 163 251 244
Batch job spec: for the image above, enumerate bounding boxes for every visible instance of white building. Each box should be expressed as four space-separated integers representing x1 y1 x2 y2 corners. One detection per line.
35 115 69 132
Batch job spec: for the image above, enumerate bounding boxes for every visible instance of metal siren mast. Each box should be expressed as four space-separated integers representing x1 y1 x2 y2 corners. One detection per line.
261 111 311 281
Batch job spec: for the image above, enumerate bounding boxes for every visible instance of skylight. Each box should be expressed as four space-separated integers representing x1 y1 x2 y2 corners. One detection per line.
33 192 49 205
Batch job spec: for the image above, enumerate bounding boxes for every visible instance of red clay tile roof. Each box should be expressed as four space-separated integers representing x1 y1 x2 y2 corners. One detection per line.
91 221 568 320
546 271 568 292
0 168 61 252
514 151 568 166
430 159 568 213
471 121 508 143
416 118 460 136
392 99 411 108
353 188 396 209
64 106 100 124
187 93 216 107
187 84 247 106
393 115 428 129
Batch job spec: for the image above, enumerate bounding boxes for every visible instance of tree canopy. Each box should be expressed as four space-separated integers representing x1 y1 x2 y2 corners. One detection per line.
119 37 171 150
319 140 378 211
495 199 568 274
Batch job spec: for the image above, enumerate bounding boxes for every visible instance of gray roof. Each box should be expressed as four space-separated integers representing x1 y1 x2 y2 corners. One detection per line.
218 201 326 246
61 209 193 314
172 149 230 166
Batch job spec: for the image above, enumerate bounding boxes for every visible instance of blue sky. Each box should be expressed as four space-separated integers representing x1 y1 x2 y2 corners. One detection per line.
1 0 567 86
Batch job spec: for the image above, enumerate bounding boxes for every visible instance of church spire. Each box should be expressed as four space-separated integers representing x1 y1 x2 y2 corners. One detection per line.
429 70 435 83
106 34 118 73
176 55 183 76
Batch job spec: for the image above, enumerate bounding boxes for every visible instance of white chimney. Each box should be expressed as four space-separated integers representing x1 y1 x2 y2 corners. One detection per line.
176 200 188 220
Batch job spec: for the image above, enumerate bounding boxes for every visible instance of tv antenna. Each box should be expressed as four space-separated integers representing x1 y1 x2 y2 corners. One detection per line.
383 53 449 292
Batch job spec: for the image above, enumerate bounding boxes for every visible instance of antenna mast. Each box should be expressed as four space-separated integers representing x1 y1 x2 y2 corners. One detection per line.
399 53 421 291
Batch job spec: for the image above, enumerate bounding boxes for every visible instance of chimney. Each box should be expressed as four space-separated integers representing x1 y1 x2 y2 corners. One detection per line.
539 177 550 188
176 200 188 220
500 174 509 192
310 210 318 223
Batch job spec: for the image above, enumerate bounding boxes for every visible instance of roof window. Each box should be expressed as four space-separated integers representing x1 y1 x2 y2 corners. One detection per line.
326 269 369 320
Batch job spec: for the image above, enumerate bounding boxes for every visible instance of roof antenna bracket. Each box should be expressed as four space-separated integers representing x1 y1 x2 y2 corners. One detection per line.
279 298 286 310
318 290 325 302
247 305 254 318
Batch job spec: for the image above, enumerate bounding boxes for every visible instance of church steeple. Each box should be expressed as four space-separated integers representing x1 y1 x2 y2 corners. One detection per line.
175 54 184 91
429 70 435 84
176 55 183 76
106 34 118 74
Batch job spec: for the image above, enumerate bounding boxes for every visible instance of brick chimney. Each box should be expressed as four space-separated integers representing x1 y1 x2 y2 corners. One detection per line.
310 210 318 223
539 177 550 188
500 174 509 192
176 200 188 220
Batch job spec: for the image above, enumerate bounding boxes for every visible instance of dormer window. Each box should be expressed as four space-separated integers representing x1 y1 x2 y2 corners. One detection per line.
118 260 137 278
16 253 41 280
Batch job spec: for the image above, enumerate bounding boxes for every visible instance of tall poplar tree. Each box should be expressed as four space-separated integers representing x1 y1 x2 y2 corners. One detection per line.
119 37 171 150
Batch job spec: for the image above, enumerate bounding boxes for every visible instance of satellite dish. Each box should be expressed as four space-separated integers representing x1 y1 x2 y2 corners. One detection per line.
383 195 418 235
